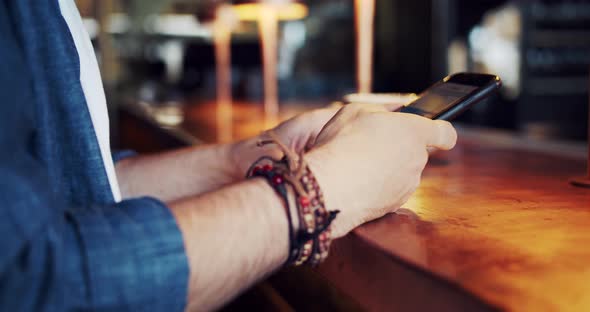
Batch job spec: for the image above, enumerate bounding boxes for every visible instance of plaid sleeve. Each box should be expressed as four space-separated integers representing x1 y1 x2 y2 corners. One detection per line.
67 197 189 311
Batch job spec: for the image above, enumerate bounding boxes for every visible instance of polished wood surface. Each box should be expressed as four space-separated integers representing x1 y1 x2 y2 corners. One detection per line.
120 100 327 145
118 100 590 311
318 138 590 312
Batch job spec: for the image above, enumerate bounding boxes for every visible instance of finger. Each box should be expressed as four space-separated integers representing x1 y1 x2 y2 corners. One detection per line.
383 101 407 112
314 103 392 147
312 107 341 127
302 108 341 151
350 103 391 114
312 107 350 147
426 120 457 150
319 103 386 132
290 107 341 150
409 117 457 150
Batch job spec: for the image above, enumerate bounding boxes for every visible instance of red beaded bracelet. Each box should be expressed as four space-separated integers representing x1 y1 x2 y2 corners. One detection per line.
246 131 339 266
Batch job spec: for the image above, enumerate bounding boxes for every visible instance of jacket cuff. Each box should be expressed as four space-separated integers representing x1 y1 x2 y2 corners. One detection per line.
69 196 189 311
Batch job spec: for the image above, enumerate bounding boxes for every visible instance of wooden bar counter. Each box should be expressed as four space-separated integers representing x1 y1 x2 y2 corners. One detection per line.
317 135 590 312
118 101 590 312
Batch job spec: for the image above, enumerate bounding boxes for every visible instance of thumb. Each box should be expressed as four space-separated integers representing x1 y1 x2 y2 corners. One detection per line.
383 101 408 112
409 116 457 150
426 120 457 150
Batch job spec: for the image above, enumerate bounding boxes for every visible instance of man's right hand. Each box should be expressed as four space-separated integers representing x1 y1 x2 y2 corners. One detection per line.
306 104 457 238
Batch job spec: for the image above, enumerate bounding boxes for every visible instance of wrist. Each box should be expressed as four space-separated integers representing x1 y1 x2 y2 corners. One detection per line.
246 177 292 266
247 151 338 266
205 141 241 184
227 138 251 181
305 148 349 239
248 178 291 263
229 135 283 180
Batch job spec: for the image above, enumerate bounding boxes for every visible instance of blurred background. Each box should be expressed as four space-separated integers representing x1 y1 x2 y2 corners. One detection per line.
74 0 590 151
72 1 589 309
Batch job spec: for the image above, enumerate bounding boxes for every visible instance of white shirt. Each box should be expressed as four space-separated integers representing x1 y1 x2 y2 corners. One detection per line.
58 0 122 202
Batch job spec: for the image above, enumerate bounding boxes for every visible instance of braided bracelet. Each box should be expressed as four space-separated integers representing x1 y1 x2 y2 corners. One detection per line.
246 131 339 266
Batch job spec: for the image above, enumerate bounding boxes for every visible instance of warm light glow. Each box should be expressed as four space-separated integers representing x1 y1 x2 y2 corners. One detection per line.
233 3 308 21
343 93 418 106
214 5 235 142
259 5 280 128
355 0 375 93
150 105 184 126
232 1 307 129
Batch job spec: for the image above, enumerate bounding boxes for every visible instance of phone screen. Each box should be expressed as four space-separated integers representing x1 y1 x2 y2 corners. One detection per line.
402 82 478 118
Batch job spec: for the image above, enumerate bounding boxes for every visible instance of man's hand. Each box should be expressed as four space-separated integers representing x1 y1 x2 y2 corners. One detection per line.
137 102 454 310
229 102 407 179
306 104 457 238
229 107 338 179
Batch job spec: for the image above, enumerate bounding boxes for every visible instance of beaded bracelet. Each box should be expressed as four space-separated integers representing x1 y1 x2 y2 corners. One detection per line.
246 131 339 266
247 158 299 264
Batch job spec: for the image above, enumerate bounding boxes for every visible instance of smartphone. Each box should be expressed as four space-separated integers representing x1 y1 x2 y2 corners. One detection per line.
398 72 502 121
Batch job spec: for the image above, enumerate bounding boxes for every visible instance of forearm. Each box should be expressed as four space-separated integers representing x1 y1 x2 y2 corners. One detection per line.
115 143 240 202
169 179 288 311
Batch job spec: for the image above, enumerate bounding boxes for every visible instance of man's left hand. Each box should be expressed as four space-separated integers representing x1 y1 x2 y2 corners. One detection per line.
229 107 339 178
